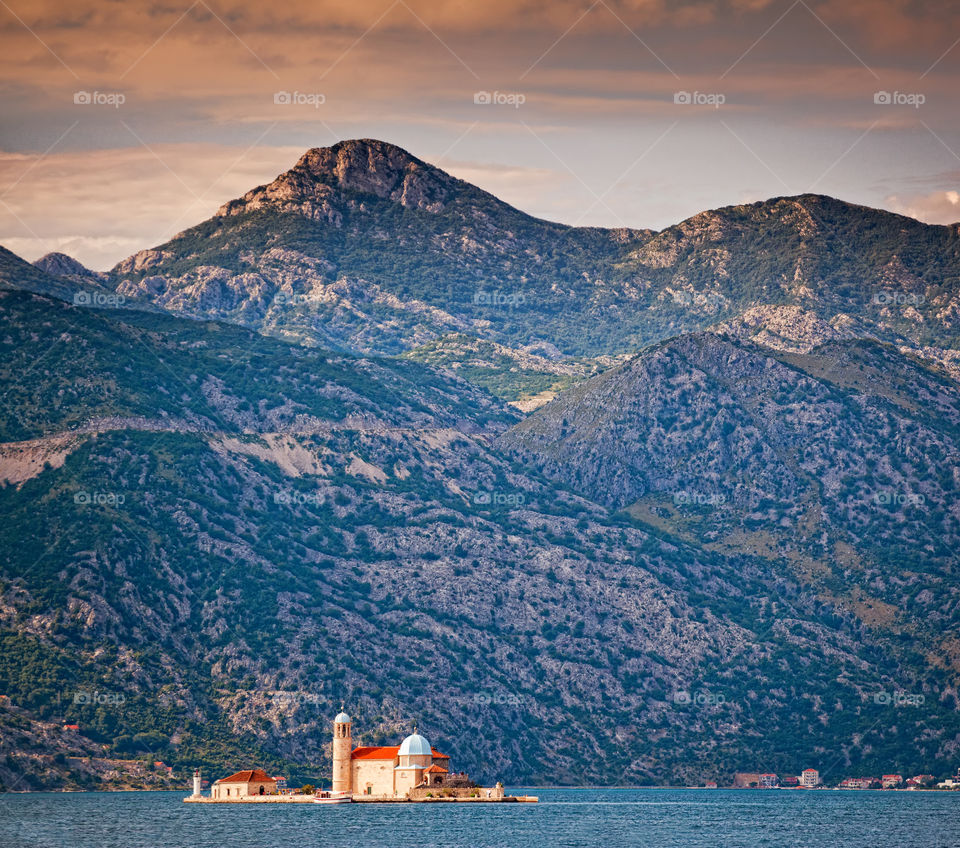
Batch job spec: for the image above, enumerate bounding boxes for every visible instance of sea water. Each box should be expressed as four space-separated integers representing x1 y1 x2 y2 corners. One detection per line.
3 786 959 847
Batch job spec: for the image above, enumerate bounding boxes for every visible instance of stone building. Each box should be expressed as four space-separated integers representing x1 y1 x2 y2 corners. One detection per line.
332 711 459 798
211 768 277 799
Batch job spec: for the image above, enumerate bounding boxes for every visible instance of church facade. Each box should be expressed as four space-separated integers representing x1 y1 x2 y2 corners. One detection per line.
331 711 456 798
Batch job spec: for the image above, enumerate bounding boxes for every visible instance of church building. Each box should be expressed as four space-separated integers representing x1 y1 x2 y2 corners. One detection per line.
332 710 458 798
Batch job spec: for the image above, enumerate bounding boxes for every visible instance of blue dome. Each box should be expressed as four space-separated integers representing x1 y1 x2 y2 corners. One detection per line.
398 732 431 757
334 711 351 724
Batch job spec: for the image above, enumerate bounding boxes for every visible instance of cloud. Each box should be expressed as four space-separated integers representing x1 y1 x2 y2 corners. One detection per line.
1 0 958 259
885 189 960 225
0 143 303 269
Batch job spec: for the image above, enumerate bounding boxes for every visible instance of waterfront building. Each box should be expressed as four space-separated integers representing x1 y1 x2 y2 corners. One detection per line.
800 769 820 788
211 769 277 799
334 711 451 797
332 710 485 799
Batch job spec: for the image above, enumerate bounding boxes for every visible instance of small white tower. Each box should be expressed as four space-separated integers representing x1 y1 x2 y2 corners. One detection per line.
332 709 353 795
192 768 202 797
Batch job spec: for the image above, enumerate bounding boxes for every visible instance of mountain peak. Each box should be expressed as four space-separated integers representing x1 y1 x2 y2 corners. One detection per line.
34 251 99 279
217 138 457 220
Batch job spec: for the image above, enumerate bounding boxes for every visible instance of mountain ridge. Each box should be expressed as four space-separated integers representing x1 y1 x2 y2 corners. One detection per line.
14 139 960 407
4 143 960 788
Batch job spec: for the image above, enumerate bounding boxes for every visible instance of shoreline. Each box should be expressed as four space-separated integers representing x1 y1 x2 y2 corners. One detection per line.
182 794 539 804
4 785 957 795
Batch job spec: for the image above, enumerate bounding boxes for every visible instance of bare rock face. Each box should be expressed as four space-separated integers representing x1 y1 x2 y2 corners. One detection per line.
114 248 170 276
711 304 855 353
216 139 455 221
33 252 104 282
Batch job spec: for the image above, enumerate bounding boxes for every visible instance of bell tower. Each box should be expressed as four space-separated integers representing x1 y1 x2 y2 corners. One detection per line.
332 708 353 794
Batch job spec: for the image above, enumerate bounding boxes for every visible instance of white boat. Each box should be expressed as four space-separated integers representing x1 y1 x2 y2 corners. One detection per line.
313 790 352 804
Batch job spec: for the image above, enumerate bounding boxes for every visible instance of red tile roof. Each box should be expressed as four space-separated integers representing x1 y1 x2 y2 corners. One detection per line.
425 764 448 774
351 745 451 761
217 769 274 783
352 746 400 760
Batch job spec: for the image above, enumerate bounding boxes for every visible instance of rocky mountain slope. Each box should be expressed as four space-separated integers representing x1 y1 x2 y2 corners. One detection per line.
498 332 960 657
105 139 648 359
26 140 960 406
4 140 960 789
25 138 953 406
94 143 960 355
3 284 958 790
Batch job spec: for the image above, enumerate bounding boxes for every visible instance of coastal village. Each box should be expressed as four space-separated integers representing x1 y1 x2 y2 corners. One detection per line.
716 768 954 790
184 710 536 803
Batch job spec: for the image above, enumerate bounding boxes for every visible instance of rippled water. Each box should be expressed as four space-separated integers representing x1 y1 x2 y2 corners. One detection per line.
3 787 960 848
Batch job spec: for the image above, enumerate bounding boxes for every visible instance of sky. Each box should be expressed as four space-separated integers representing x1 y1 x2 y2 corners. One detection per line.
0 0 959 270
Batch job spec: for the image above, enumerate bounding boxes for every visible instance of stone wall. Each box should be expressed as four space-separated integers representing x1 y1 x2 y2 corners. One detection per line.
409 784 505 801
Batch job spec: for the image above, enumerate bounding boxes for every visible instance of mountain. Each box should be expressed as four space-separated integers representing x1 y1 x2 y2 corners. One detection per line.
3 285 958 790
33 252 107 285
109 139 647 362
100 141 960 357
0 246 94 303
4 140 960 791
87 140 960 405
498 331 960 650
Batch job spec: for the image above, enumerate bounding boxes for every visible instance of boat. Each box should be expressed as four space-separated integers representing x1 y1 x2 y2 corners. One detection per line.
313 790 352 804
